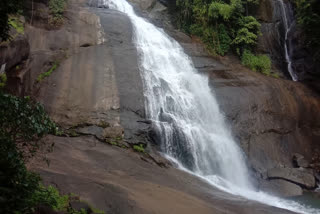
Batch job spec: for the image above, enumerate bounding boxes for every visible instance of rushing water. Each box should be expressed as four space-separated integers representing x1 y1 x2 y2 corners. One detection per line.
278 0 298 81
101 0 318 213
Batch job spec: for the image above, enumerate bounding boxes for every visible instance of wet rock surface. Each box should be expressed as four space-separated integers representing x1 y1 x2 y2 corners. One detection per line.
30 135 295 214
293 153 309 168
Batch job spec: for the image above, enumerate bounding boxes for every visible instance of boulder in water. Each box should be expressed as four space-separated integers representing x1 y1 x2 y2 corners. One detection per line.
267 167 316 189
259 179 303 197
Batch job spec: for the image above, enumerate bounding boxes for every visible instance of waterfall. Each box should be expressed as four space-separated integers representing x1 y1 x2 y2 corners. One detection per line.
100 0 318 213
278 0 298 81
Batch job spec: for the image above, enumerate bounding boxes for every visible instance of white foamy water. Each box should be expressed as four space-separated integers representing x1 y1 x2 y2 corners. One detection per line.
278 0 298 81
101 0 318 213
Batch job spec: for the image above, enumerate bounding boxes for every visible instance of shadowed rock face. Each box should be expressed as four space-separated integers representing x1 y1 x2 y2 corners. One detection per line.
256 0 320 90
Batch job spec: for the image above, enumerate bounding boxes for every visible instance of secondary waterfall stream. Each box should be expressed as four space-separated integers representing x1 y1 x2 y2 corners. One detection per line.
278 0 298 81
101 0 317 213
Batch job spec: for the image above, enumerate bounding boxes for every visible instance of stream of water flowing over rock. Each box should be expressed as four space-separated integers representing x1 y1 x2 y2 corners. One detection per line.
101 0 317 213
278 0 298 81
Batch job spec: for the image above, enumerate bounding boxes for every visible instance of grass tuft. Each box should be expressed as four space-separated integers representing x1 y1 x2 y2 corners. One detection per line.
37 62 59 82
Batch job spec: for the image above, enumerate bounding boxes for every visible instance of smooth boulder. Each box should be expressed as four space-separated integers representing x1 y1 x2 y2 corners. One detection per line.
259 179 303 197
267 167 316 189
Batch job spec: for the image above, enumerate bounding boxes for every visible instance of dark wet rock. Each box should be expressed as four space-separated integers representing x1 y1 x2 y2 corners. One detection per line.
267 167 316 189
259 179 303 197
0 34 30 72
34 205 65 214
256 0 286 73
289 28 320 92
293 153 309 168
103 126 124 139
157 0 175 7
256 0 320 88
76 125 104 140
129 0 156 10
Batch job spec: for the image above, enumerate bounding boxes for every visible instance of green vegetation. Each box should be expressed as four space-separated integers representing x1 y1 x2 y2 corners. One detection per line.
8 16 24 34
31 185 105 214
294 0 320 63
110 141 118 146
0 87 103 213
49 0 67 25
241 49 271 75
176 0 260 55
175 0 273 74
32 185 69 211
0 73 7 88
133 144 146 153
0 92 57 213
0 0 24 40
37 62 59 82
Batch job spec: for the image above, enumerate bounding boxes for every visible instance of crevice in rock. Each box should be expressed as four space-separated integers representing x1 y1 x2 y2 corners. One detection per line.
260 128 292 135
80 43 93 47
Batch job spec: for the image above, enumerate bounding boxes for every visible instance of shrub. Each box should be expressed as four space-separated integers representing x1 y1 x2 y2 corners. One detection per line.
232 16 261 50
0 93 56 213
0 136 41 214
49 0 67 25
133 144 145 153
0 93 56 147
31 185 69 211
0 73 7 88
175 0 261 57
37 62 59 82
0 0 24 40
241 49 271 75
8 16 24 34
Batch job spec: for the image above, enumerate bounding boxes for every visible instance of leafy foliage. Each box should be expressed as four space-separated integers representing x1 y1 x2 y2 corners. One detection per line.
232 16 260 50
241 49 271 75
175 0 261 56
8 16 24 34
133 144 145 153
0 92 56 213
0 0 24 41
49 0 67 25
294 0 320 62
37 62 59 82
0 136 41 214
0 93 56 148
32 185 69 211
0 73 7 89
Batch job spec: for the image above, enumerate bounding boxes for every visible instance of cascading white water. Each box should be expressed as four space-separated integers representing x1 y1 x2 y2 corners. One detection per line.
101 0 318 213
278 0 298 81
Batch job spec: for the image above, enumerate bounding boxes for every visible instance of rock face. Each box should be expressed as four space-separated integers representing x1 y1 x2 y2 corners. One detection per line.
256 0 284 69
208 64 320 182
267 167 316 189
30 135 295 214
256 0 320 90
293 153 309 168
0 35 30 72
